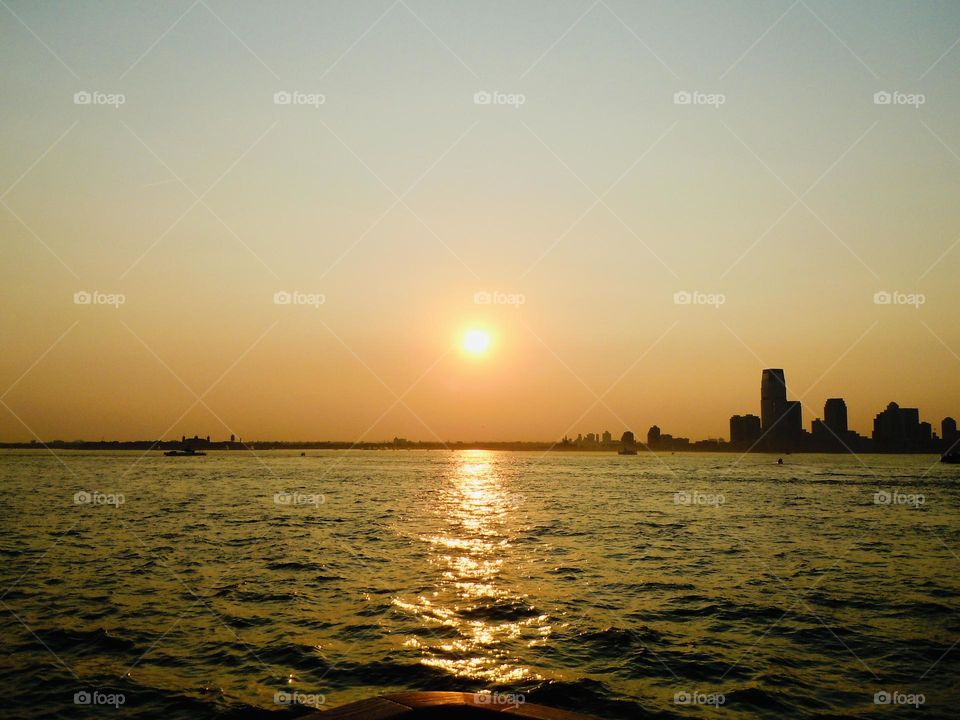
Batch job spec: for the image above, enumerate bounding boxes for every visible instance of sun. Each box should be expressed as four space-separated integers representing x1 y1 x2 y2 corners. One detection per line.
462 328 491 356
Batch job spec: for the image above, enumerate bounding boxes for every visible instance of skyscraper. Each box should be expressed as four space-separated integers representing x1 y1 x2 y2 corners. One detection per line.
873 402 922 450
730 414 761 446
647 425 661 446
760 369 787 435
784 401 803 437
942 417 957 444
824 398 848 434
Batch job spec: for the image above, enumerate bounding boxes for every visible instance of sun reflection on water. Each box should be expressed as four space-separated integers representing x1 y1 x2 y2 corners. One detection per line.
392 451 548 684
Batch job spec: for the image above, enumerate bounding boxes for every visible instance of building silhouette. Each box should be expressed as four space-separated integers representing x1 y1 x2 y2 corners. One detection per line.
810 398 877 452
759 369 805 449
647 425 661 446
811 418 826 438
943 417 957 445
646 425 690 450
873 402 924 450
824 399 848 434
602 430 612 444
760 369 787 436
180 434 211 446
784 401 803 437
729 414 761 446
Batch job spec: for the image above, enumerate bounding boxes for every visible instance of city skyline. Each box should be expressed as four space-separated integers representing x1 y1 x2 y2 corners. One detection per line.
4 366 955 453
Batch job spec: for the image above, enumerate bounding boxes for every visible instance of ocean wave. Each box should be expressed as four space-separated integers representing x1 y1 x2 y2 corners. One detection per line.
33 626 138 654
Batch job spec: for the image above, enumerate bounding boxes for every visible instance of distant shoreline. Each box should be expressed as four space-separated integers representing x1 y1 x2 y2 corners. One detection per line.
0 440 944 455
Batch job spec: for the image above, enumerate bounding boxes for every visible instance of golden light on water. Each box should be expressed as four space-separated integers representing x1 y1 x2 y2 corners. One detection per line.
394 450 548 684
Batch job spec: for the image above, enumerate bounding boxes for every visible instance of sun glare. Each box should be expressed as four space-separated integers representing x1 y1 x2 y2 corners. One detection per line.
462 329 491 356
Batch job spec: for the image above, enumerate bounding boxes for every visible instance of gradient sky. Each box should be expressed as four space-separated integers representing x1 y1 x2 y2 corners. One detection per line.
2 0 959 443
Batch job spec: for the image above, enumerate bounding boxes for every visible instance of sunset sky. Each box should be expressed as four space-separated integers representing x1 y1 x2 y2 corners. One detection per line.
2 0 959 442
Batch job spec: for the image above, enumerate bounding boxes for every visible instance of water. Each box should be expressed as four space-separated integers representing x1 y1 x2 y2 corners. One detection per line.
1 450 958 719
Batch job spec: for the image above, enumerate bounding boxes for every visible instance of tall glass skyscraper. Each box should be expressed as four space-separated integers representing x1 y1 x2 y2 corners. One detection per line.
760 369 787 434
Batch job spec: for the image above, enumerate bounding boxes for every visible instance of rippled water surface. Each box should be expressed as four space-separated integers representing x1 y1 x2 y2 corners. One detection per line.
1 450 958 719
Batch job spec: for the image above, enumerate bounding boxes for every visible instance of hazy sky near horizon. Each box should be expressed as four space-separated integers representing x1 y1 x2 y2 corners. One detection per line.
2 0 959 442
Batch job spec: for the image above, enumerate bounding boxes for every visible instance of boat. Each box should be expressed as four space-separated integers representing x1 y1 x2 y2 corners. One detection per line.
301 692 599 720
941 453 960 464
617 447 637 455
164 448 206 457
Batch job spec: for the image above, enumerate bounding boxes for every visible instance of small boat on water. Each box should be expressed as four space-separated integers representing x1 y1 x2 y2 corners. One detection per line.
941 452 960 464
164 448 206 457
301 692 598 720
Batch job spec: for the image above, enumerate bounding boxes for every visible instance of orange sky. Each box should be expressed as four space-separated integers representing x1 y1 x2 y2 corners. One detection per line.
2 1 959 442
